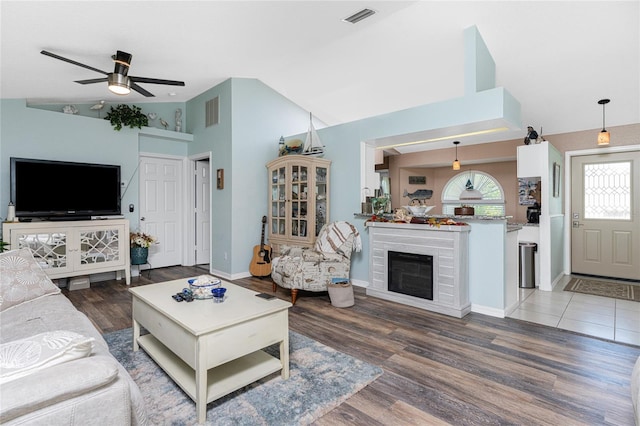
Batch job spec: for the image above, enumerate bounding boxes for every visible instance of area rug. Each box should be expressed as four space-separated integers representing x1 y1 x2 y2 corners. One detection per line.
564 277 640 302
104 328 382 425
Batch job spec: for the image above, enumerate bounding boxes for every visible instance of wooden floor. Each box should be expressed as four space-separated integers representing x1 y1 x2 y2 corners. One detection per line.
62 266 640 425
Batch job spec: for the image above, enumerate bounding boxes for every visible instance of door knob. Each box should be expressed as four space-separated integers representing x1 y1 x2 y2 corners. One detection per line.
140 217 146 221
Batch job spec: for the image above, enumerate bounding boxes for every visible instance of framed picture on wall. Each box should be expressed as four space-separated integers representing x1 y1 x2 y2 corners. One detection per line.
408 176 426 185
553 162 560 197
217 169 224 189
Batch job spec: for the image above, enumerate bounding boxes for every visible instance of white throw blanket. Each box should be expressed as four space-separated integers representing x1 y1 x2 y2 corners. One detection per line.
315 221 362 253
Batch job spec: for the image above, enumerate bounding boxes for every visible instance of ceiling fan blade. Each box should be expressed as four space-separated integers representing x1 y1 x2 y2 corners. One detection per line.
130 82 155 97
130 76 185 86
75 77 108 85
40 50 109 75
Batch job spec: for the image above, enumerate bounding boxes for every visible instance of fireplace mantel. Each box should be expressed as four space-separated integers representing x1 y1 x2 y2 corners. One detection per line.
365 222 471 318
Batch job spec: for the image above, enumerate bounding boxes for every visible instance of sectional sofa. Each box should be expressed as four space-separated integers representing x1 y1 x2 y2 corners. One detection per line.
0 248 147 425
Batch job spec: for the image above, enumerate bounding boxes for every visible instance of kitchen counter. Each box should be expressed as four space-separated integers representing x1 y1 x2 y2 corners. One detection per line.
354 213 513 221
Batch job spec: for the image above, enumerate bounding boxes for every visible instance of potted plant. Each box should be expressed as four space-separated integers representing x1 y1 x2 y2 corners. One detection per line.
104 104 149 131
130 231 156 265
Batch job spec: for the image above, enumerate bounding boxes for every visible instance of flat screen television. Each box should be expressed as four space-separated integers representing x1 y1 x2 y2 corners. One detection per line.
10 157 121 220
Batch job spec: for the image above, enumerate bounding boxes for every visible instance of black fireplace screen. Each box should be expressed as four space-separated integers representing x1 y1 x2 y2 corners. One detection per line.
388 251 433 300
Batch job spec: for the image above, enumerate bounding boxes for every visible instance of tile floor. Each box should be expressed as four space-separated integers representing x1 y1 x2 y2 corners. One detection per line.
508 275 640 346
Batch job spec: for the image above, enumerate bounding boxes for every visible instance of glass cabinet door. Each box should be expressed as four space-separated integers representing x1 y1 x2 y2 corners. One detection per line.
78 228 122 266
315 166 328 236
290 165 308 238
270 166 287 237
16 231 69 271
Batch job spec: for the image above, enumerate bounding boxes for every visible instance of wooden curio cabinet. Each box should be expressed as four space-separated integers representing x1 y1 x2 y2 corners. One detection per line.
266 155 331 256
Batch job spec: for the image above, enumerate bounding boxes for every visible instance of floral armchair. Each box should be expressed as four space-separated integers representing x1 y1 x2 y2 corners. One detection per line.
271 221 361 304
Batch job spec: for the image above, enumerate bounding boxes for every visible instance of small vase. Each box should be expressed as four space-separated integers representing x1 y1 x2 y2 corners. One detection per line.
130 247 149 265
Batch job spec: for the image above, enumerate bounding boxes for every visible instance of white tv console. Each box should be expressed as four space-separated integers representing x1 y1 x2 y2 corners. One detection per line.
2 219 131 285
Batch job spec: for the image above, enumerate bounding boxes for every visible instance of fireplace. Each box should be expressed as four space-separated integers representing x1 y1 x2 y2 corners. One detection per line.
388 251 433 300
366 221 470 318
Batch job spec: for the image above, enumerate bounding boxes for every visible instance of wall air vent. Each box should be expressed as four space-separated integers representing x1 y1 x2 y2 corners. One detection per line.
205 96 219 127
342 8 376 24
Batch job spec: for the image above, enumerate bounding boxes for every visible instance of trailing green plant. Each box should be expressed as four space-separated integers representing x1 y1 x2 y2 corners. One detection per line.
104 104 149 131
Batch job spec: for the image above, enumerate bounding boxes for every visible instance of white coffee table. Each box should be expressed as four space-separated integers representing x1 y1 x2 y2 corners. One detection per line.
129 278 291 424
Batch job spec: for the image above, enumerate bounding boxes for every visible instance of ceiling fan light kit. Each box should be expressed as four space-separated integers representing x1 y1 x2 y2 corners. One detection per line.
40 49 184 98
108 73 131 95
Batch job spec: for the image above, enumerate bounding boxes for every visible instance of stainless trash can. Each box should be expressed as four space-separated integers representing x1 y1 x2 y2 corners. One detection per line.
519 242 537 288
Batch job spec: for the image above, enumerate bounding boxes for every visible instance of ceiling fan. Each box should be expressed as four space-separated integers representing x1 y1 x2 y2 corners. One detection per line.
40 50 185 97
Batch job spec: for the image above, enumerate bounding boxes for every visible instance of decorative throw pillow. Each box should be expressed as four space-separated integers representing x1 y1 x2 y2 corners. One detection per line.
0 248 60 312
0 330 94 384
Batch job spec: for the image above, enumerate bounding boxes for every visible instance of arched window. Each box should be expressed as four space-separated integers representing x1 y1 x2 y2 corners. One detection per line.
442 171 505 216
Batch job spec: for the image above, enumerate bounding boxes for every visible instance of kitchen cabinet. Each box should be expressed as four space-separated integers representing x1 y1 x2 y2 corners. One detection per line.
266 155 331 256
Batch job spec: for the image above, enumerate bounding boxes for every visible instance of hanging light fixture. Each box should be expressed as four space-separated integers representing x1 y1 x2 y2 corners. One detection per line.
452 141 461 170
597 98 610 146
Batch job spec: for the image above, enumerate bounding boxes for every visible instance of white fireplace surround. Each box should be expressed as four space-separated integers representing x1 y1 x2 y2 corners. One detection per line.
366 222 471 318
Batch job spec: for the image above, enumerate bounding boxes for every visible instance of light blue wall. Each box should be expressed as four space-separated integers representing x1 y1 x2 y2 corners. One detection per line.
229 79 311 275
285 86 519 284
29 102 188 131
139 134 188 156
464 26 496 94
467 221 506 309
186 79 233 272
0 99 140 226
548 144 564 282
185 78 310 275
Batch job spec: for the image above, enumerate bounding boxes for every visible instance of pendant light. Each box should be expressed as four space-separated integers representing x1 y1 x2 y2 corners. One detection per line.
597 99 610 146
452 141 461 170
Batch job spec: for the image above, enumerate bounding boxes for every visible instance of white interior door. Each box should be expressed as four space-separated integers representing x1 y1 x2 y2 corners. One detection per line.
139 156 183 268
195 160 210 265
571 151 640 280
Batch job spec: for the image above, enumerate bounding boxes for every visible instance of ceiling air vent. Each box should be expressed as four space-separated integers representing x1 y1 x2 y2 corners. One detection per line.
343 8 376 24
205 96 219 127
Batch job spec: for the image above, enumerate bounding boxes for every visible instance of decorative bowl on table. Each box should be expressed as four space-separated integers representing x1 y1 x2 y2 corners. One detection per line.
188 275 222 299
403 205 434 216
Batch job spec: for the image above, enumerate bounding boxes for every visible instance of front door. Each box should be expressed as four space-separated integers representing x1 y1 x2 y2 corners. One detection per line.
571 151 640 280
139 155 183 268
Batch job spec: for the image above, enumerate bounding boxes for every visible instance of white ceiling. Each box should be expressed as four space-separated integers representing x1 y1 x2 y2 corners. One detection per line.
1 1 638 150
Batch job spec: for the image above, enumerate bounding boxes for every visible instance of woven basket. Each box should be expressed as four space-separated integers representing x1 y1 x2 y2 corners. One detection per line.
327 282 354 308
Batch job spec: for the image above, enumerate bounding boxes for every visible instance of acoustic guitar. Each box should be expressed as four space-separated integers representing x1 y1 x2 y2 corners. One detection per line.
249 216 272 277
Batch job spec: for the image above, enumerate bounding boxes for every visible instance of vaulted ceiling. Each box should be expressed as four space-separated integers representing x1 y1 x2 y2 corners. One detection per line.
1 1 638 148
